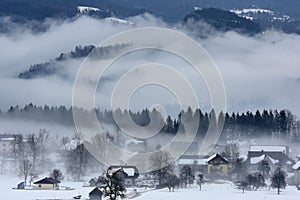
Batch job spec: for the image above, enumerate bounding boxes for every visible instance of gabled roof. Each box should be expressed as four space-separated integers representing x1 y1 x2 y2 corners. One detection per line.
207 153 228 163
250 154 279 165
34 177 60 184
89 187 103 195
108 165 139 178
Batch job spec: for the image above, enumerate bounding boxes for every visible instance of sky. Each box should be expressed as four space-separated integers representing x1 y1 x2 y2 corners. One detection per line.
0 14 300 118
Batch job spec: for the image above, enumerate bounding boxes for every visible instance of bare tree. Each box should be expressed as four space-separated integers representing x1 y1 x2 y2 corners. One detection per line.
26 129 49 172
66 143 89 181
60 136 70 150
19 159 32 186
165 173 179 192
149 150 174 187
11 134 25 171
29 173 39 186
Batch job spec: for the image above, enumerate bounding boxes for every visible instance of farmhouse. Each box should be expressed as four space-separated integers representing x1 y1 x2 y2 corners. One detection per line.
107 165 139 186
246 145 295 172
207 153 229 176
177 155 208 174
33 177 60 189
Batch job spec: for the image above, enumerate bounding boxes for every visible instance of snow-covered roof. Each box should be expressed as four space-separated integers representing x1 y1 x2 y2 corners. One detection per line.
293 161 300 170
250 154 279 165
267 156 279 165
0 137 14 141
178 159 207 165
250 154 265 164
108 165 138 177
249 145 288 154
207 154 228 163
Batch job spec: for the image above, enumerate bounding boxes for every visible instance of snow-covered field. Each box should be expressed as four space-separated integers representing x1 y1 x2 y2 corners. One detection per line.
0 175 299 200
136 183 300 200
0 174 91 200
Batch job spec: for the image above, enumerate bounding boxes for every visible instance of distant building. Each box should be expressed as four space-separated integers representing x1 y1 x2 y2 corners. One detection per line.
33 177 60 189
17 182 25 189
107 165 139 186
0 134 15 156
246 145 295 172
177 155 208 174
89 187 103 200
207 153 229 176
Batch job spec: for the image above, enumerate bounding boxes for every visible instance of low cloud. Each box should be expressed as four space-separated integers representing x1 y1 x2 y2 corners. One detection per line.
0 14 300 120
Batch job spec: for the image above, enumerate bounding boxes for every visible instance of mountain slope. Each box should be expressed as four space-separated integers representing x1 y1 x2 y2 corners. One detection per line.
183 8 262 35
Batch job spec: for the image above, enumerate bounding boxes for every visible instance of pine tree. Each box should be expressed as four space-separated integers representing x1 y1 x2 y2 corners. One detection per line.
271 167 286 195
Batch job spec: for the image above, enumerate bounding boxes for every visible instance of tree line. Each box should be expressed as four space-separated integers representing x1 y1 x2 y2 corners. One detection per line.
2 104 300 140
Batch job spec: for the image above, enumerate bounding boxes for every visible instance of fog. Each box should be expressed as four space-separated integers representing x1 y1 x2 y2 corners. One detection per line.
0 13 300 135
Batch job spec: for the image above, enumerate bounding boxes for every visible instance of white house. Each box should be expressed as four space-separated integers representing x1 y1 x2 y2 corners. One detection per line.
247 145 295 173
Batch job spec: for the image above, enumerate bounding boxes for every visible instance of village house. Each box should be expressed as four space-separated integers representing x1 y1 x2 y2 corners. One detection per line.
107 165 139 186
207 153 229 177
246 145 295 173
33 177 60 189
177 154 208 175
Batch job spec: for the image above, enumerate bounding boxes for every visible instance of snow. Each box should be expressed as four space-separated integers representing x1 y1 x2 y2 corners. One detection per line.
250 154 265 164
1 175 299 200
230 8 273 15
135 182 300 200
125 139 144 145
267 156 279 165
194 7 202 11
207 154 227 162
0 137 14 141
0 175 92 200
292 161 300 170
108 166 136 176
77 6 101 13
249 146 288 154
250 154 279 165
